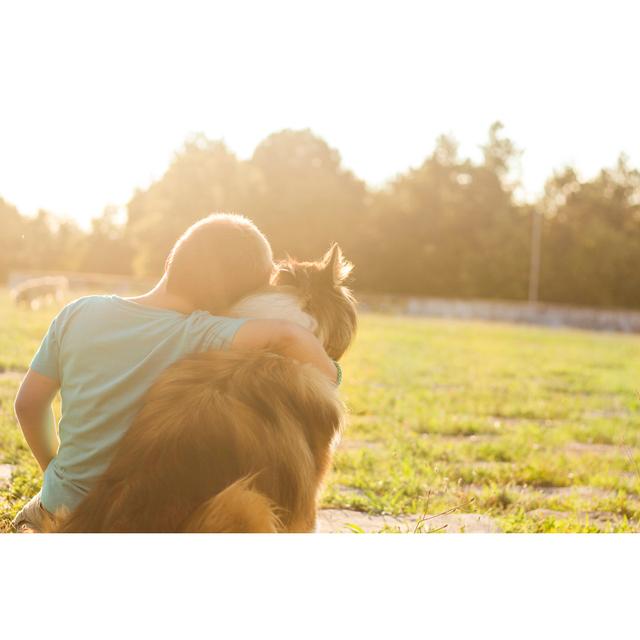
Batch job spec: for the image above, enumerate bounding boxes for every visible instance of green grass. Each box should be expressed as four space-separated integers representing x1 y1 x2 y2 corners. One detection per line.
1 289 640 532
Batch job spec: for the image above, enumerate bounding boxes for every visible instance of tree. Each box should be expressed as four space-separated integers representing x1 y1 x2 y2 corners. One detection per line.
80 206 134 274
367 126 530 299
0 197 25 281
4 125 639 309
126 134 257 276
248 129 368 261
540 156 640 307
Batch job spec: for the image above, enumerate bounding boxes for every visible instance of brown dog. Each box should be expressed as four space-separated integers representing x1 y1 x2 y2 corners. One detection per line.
55 245 357 532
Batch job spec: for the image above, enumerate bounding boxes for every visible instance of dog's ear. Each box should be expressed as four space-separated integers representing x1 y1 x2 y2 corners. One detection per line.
273 255 298 286
320 243 353 286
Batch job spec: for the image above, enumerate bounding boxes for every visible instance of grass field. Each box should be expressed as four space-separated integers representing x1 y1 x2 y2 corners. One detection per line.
1 289 640 533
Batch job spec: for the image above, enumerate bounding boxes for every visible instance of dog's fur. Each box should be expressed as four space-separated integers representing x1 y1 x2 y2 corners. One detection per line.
53 244 356 533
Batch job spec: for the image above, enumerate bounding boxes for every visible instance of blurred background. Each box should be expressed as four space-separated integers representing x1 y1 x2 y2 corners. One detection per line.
1 1 639 314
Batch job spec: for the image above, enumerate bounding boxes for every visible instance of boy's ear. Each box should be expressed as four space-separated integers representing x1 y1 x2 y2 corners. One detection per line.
320 243 353 286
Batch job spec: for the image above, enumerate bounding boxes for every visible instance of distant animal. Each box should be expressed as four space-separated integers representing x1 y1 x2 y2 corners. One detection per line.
54 244 357 533
11 276 69 310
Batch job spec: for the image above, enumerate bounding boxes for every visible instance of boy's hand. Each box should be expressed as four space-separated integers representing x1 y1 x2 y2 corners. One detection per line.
230 320 338 384
14 369 61 471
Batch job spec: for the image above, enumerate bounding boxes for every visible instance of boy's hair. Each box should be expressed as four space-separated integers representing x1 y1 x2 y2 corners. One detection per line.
165 213 274 314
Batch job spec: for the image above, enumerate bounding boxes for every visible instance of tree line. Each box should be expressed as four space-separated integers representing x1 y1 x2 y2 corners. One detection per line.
2 123 639 309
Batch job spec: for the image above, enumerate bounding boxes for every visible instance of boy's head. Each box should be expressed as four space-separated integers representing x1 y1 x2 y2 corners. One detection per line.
165 213 274 314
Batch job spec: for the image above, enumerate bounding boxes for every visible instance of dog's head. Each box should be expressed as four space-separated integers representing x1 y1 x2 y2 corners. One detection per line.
229 244 357 360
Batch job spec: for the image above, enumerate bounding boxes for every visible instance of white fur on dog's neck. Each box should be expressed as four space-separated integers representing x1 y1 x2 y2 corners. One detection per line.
229 289 319 335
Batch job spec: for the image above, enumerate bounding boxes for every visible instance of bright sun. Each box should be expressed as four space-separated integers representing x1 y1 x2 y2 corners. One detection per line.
1 0 638 227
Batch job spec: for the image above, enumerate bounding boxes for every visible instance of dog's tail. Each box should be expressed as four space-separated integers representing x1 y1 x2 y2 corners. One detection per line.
179 477 281 533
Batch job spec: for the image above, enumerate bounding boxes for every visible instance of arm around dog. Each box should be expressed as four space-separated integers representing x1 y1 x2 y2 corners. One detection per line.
230 319 338 384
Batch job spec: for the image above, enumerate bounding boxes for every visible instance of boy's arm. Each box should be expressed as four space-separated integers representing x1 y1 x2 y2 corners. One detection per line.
230 320 338 384
14 369 60 472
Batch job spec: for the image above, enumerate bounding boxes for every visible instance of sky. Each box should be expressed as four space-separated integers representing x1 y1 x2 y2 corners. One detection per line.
1 0 638 228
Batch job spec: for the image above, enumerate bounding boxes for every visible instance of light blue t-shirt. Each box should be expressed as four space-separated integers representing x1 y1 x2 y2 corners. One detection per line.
30 295 247 514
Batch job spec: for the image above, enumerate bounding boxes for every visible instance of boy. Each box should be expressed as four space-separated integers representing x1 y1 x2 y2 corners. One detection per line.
12 213 337 532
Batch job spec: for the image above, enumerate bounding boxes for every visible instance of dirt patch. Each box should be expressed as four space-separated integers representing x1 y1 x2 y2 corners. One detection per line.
334 484 368 498
0 371 23 383
432 434 499 445
489 416 559 427
0 464 15 487
336 439 384 452
316 508 501 533
458 460 513 470
464 483 616 500
429 384 466 392
584 409 631 419
348 415 383 425
564 442 625 456
537 486 616 499
519 484 616 499
527 508 627 530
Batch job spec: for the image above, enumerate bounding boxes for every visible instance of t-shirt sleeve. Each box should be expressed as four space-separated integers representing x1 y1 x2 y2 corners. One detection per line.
30 316 61 381
204 316 249 350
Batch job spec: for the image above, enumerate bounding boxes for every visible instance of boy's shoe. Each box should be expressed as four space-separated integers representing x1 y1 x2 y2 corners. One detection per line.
12 492 46 533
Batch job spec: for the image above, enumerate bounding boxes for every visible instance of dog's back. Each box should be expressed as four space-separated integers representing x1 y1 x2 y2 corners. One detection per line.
58 350 344 532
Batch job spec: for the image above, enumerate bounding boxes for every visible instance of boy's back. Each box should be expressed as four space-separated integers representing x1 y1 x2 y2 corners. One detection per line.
32 295 247 513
